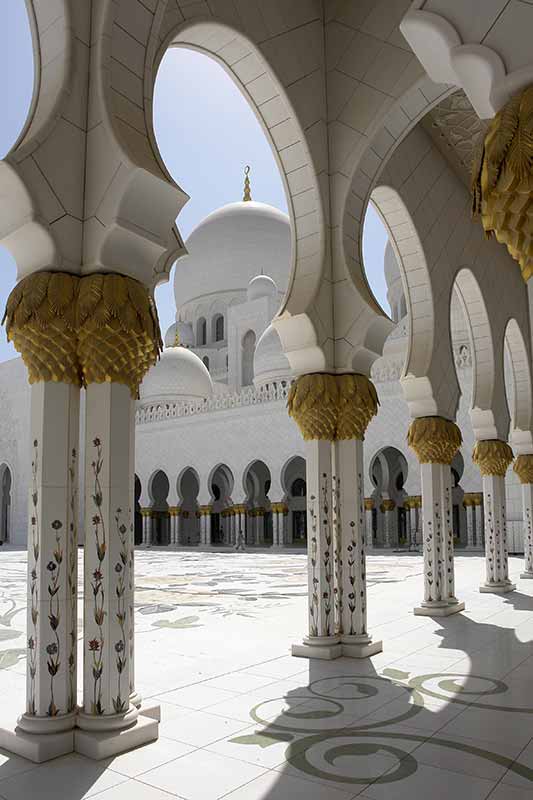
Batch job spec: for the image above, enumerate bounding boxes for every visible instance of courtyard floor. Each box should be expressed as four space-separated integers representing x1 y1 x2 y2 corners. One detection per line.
1 548 533 798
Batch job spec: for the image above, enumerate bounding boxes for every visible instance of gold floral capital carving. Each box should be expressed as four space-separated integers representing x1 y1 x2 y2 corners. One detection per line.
3 271 162 396
473 440 514 477
514 454 533 484
364 498 374 511
472 85 533 282
463 493 483 507
407 417 462 464
287 373 378 441
380 499 396 512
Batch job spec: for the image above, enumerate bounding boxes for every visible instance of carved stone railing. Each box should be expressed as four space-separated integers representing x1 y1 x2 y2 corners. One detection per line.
136 381 290 425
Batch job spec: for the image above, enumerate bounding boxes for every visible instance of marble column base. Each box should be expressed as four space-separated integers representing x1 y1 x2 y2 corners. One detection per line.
75 713 158 761
341 635 383 659
292 635 342 660
520 571 533 579
129 691 143 709
480 582 516 594
0 725 74 764
414 600 465 617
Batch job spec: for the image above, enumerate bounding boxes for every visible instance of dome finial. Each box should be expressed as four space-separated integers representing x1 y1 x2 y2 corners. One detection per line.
174 327 180 347
243 165 252 201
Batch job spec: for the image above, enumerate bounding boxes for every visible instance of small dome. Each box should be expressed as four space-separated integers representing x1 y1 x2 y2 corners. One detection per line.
140 346 213 403
164 321 194 348
253 324 291 386
174 201 290 310
247 274 278 302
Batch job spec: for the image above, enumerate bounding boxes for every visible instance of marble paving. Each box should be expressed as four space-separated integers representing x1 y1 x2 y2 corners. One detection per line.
1 549 533 798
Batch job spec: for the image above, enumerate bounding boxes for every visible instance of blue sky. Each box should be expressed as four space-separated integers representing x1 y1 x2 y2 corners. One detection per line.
0 6 389 363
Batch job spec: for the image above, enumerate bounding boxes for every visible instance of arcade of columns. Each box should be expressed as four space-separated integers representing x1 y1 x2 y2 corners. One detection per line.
139 502 290 548
3 0 533 770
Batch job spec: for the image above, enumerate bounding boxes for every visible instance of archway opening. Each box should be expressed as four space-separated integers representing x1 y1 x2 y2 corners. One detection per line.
209 464 234 545
150 470 170 546
178 468 200 546
244 460 272 546
0 464 12 545
212 314 225 344
281 456 307 546
369 447 408 547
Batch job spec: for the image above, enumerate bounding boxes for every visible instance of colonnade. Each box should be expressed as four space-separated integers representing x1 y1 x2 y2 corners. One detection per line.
139 502 290 547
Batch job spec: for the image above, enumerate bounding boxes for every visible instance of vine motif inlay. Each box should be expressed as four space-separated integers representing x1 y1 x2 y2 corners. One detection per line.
27 439 39 716
89 437 106 715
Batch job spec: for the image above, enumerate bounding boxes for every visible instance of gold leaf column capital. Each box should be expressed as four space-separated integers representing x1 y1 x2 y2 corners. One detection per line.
514 454 533 484
287 373 378 441
407 416 462 464
77 273 162 397
473 440 514 476
3 271 80 385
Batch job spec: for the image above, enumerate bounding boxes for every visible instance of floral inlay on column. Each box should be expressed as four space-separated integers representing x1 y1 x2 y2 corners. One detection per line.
46 520 63 716
90 437 106 715
27 439 39 716
321 474 333 637
113 508 129 714
308 494 319 638
332 474 343 634
67 447 77 712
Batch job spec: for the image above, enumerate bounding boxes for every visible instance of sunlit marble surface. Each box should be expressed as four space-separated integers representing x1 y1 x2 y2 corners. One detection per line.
1 548 533 799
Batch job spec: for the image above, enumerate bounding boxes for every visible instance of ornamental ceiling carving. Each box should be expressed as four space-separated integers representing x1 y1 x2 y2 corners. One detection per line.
422 90 488 186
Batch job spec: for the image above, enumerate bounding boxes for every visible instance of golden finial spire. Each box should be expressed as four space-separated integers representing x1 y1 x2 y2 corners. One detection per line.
243 165 252 201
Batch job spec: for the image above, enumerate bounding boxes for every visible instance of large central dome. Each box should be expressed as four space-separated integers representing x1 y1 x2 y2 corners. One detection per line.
174 201 291 309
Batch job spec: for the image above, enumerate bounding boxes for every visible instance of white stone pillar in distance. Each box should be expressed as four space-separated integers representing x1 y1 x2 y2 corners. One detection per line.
514 455 533 578
474 440 515 594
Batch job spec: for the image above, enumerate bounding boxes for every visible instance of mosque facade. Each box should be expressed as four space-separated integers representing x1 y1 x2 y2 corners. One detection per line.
0 186 525 554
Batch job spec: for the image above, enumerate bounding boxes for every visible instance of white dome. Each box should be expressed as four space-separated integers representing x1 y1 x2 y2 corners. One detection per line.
139 346 213 403
174 201 290 309
247 274 278 302
253 324 292 386
164 321 194 348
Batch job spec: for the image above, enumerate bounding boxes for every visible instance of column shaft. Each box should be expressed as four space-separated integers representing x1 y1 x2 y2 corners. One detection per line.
480 475 515 592
334 440 381 658
79 383 137 730
521 483 533 578
465 503 475 549
415 463 464 615
19 382 80 734
292 440 341 659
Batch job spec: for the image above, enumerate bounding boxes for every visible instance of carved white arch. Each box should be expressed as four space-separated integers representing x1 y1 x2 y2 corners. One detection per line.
505 318 533 453
147 15 327 371
452 268 505 441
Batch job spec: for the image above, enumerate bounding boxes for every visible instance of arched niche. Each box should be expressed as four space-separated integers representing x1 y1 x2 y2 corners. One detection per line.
0 464 12 544
149 469 170 546
177 467 200 546
504 318 533 451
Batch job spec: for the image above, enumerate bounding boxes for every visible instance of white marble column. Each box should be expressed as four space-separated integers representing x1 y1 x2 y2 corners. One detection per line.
474 498 484 549
78 383 138 736
381 500 396 548
415 462 465 615
334 440 382 658
235 506 246 550
204 509 212 546
480 474 515 592
408 499 421 545
272 506 280 547
18 383 80 743
464 498 476 549
520 483 533 578
256 511 265 545
281 509 289 545
292 440 341 659
140 510 152 545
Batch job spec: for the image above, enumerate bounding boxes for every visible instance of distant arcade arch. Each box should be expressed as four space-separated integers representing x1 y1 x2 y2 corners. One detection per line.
0 464 12 545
